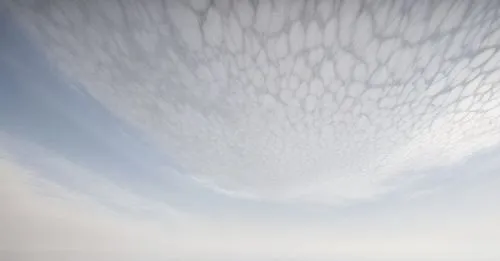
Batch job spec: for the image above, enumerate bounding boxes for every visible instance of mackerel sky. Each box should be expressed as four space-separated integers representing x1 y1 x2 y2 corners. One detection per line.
1 1 500 260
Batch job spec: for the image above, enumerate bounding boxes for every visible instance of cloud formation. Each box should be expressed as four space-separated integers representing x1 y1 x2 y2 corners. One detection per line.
7 0 500 204
0 135 182 254
2 1 500 260
2 142 500 260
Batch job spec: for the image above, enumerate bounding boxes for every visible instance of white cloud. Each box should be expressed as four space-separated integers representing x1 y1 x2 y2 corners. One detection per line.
8 0 500 204
0 135 188 259
2 141 500 260
3 1 500 259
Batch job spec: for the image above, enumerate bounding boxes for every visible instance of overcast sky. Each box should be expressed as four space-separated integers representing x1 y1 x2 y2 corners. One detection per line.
1 1 500 260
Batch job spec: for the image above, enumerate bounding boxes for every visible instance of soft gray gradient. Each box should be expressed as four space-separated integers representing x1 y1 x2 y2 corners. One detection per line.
1 0 500 260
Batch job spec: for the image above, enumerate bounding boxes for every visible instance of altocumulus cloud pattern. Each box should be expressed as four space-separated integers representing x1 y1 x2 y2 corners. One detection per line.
2 1 500 261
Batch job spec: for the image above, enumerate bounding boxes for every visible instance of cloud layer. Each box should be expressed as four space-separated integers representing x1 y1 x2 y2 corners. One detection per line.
2 141 500 260
8 0 500 203
2 1 500 260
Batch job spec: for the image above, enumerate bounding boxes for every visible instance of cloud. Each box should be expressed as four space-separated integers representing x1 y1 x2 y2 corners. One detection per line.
7 0 500 204
2 137 500 260
0 140 180 254
0 156 143 253
3 1 500 260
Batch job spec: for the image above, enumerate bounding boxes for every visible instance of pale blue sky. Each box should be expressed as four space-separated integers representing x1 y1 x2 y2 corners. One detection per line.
1 1 500 260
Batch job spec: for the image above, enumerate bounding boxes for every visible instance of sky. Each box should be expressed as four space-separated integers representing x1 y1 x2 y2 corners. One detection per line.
1 0 500 260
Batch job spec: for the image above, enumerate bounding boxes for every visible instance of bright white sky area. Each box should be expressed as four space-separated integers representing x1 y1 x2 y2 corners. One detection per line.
1 1 500 260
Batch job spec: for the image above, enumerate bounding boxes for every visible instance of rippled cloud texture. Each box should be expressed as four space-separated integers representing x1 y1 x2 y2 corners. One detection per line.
1 1 500 260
